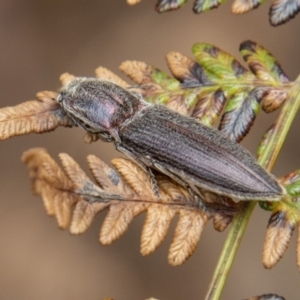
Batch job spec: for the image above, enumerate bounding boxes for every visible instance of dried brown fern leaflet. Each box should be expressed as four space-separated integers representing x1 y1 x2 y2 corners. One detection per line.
0 91 74 140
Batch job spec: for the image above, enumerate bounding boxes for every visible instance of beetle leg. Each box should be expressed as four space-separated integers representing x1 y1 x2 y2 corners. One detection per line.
115 144 160 199
152 162 208 212
147 167 160 199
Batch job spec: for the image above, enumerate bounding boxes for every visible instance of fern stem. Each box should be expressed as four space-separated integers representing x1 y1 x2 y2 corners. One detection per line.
204 75 300 300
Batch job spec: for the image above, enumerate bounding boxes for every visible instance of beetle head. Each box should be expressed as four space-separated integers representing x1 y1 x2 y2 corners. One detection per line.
57 78 146 142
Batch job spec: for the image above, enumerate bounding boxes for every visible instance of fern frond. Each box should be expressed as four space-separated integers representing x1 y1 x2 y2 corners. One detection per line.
127 0 300 26
23 148 230 265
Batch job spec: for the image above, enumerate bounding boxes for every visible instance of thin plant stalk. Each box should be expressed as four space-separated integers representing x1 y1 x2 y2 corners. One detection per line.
204 75 300 300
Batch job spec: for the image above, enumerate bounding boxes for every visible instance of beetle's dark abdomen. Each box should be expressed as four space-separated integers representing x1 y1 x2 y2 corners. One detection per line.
119 105 282 201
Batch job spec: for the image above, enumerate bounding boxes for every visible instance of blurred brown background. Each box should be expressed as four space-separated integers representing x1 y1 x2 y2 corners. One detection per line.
0 1 300 299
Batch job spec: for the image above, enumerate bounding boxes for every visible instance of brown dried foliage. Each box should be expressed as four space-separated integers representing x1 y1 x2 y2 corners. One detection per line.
259 166 300 270
262 211 295 269
95 67 129 87
23 148 236 265
261 88 288 113
0 91 74 140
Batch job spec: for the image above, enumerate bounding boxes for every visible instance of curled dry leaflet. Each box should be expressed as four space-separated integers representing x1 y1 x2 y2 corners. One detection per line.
1 41 300 271
126 0 300 26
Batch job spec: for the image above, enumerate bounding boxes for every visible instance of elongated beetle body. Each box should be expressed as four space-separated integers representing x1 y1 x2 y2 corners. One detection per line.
57 78 284 202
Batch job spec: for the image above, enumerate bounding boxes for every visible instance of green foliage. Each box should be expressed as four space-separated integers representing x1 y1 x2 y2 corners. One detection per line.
120 41 289 143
